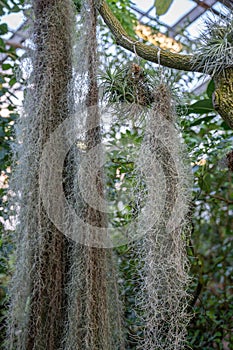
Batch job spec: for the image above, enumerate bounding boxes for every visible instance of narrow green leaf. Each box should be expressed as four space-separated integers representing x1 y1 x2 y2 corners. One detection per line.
0 126 5 137
187 99 215 115
0 37 5 49
0 148 8 160
0 0 11 11
206 79 215 98
0 23 8 35
9 77 16 87
154 0 174 16
221 121 231 130
189 115 215 127
11 5 20 12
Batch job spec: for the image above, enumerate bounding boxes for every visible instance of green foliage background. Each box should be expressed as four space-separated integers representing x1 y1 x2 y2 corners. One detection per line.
0 1 233 349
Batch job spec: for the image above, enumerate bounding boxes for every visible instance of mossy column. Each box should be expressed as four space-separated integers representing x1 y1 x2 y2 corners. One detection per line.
7 1 74 349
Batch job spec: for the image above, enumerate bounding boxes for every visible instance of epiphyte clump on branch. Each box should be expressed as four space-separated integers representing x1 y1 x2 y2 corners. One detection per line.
100 62 154 106
192 12 233 75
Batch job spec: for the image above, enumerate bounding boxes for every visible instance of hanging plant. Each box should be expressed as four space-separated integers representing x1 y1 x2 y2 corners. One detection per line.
192 13 233 75
134 83 192 349
100 62 154 106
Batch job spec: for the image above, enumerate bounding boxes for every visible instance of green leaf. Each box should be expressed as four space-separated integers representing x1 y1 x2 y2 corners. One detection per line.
0 23 8 35
73 0 81 12
187 99 215 115
0 126 5 137
2 63 12 70
206 79 215 98
189 115 214 127
0 147 8 160
200 173 213 193
9 77 16 87
221 121 231 130
155 0 174 16
9 113 18 120
0 37 5 49
0 0 11 10
11 4 20 12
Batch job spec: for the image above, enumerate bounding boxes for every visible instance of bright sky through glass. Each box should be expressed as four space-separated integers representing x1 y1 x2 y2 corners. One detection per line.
2 0 228 39
134 0 196 21
184 1 230 39
133 0 228 41
159 0 196 25
133 0 202 38
1 11 24 35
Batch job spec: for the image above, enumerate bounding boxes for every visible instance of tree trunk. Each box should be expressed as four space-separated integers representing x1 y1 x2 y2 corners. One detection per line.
213 68 233 129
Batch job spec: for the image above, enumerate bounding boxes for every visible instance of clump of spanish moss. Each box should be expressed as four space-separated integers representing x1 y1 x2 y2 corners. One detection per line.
134 84 192 350
7 0 124 349
192 12 233 75
6 0 75 349
7 0 192 348
62 0 124 349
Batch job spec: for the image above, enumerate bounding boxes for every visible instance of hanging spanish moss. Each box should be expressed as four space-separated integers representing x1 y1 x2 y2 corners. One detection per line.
134 84 192 350
7 0 192 348
62 0 124 348
7 0 74 349
7 0 124 349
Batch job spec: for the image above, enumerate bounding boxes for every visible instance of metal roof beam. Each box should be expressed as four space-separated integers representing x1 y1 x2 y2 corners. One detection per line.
218 0 233 9
168 0 218 37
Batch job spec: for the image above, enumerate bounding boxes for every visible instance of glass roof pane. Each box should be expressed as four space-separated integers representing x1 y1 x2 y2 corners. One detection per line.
155 0 196 26
184 2 230 40
1 12 24 31
185 15 206 39
213 1 231 13
133 0 196 27
132 0 154 12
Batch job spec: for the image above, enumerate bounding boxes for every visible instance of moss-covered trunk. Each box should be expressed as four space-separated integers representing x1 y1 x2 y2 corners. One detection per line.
26 1 73 348
213 68 233 130
7 1 74 349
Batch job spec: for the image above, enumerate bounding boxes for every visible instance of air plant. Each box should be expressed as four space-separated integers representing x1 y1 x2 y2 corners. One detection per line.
100 63 154 106
192 12 233 75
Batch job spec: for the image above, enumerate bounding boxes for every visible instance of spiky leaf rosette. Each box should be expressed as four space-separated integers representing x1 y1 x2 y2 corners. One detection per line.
100 63 154 106
192 12 233 75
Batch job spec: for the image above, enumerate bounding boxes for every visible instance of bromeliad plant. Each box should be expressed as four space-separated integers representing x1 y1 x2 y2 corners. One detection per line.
100 63 154 106
192 13 233 75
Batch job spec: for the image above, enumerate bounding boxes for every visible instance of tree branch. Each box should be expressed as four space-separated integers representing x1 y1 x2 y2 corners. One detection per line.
98 1 233 130
5 40 25 49
209 193 233 205
98 1 204 73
